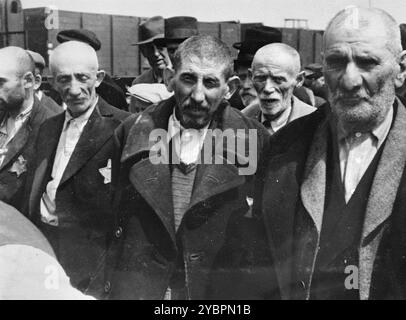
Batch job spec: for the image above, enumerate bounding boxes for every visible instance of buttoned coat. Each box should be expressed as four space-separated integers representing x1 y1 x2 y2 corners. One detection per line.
255 99 406 299
27 97 130 298
0 96 59 211
104 97 275 300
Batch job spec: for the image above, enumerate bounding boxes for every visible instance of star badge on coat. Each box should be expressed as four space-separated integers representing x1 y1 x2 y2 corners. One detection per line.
98 159 112 184
9 155 27 177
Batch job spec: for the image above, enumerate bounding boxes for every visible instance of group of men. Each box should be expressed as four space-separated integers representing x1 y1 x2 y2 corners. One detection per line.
2 5 406 300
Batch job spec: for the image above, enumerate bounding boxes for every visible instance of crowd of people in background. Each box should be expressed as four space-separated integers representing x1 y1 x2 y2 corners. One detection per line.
2 5 406 300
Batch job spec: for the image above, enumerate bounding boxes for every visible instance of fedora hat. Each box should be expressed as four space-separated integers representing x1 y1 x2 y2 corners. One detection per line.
57 29 101 51
233 26 282 65
132 16 165 46
154 16 198 46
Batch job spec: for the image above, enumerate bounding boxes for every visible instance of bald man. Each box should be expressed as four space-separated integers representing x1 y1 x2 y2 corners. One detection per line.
254 7 406 299
26 41 130 298
242 43 315 134
0 46 59 211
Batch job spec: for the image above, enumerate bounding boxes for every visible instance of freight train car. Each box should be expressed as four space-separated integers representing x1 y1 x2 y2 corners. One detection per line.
0 0 323 82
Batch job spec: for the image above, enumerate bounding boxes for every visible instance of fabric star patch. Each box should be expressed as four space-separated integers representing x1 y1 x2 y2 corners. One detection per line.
9 155 27 177
99 159 112 184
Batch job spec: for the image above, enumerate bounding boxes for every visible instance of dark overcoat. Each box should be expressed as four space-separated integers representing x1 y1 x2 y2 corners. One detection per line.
104 97 276 299
27 97 130 298
0 96 59 211
255 99 406 299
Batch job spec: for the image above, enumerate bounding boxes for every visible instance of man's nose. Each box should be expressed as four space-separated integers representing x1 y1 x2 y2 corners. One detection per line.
153 45 161 57
68 80 82 96
242 77 252 89
263 78 276 94
341 62 363 92
191 81 205 104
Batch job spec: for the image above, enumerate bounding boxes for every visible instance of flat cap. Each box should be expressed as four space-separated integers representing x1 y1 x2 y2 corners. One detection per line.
26 50 45 68
57 29 101 51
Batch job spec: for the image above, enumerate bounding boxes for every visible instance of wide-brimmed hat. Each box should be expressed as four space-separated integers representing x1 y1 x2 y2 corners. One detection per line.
132 16 164 46
57 29 101 51
233 26 282 66
154 16 198 46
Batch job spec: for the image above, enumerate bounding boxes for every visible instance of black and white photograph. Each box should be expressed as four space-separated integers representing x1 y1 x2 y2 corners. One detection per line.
1 0 406 306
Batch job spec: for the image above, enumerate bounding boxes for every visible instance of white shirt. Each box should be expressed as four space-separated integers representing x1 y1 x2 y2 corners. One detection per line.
338 106 393 203
167 109 210 165
40 98 98 226
0 102 33 166
261 104 292 134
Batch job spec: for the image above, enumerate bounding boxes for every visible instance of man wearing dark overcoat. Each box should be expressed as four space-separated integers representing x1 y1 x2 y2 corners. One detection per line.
27 41 130 298
254 7 406 299
106 35 273 300
0 47 59 211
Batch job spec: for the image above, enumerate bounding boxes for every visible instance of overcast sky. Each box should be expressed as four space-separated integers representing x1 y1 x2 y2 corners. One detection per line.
20 0 406 30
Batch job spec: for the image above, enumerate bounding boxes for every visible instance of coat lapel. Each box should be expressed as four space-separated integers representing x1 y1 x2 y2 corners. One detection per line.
300 117 329 234
0 98 41 171
359 99 406 299
28 113 65 218
58 100 119 186
121 98 175 243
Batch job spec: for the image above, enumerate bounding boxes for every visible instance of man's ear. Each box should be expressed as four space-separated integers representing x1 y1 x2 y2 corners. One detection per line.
164 67 175 92
224 75 240 100
295 71 305 88
23 71 35 89
248 68 253 80
33 73 42 91
95 70 105 88
395 50 406 88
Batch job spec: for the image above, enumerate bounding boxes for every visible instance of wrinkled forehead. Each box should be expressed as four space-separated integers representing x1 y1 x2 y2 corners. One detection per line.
252 52 298 76
177 55 228 78
52 54 98 76
325 11 391 50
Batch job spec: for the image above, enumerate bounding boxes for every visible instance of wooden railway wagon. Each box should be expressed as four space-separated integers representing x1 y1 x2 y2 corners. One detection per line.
0 0 323 81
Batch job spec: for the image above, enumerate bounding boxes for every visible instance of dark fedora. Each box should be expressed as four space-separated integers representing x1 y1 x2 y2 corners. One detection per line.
57 29 101 51
400 24 406 50
154 16 198 46
233 26 282 65
132 16 164 46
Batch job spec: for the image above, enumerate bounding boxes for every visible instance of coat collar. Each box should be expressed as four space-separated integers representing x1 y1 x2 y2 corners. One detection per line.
0 96 42 171
122 97 249 244
58 98 121 186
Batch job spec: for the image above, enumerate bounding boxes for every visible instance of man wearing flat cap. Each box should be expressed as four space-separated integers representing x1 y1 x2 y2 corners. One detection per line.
302 62 327 107
26 50 62 114
56 28 128 111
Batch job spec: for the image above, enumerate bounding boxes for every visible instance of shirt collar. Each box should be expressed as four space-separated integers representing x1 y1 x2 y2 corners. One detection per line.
0 99 34 132
260 97 293 130
64 96 98 129
335 105 393 149
167 107 210 142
